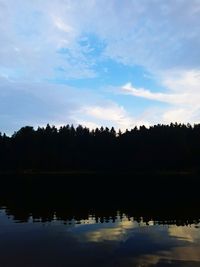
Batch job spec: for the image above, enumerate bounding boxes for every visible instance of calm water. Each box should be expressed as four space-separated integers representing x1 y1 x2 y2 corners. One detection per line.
1 208 200 267
1 173 200 266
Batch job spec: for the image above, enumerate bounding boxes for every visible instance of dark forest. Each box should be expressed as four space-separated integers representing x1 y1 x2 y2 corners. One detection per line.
1 122 200 172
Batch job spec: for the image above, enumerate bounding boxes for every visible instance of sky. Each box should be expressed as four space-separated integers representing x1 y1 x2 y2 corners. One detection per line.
1 0 200 134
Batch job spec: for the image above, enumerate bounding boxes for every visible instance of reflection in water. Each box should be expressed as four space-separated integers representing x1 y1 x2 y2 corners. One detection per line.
1 209 200 267
1 172 200 266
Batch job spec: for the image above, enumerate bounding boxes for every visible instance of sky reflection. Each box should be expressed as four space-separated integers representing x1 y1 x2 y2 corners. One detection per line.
0 209 200 267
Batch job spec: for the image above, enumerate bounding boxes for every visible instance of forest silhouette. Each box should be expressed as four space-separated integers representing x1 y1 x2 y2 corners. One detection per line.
1 122 200 172
1 123 200 221
1 172 200 223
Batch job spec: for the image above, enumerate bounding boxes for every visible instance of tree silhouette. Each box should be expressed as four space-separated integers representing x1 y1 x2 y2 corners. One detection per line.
0 123 200 172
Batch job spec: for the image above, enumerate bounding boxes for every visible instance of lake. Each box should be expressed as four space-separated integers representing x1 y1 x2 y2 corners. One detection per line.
1 173 200 266
1 207 200 267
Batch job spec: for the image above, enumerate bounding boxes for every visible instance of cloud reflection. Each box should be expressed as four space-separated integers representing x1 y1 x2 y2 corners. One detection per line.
68 215 200 266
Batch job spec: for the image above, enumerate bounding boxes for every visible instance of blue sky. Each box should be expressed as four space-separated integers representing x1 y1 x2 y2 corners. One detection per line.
1 0 200 134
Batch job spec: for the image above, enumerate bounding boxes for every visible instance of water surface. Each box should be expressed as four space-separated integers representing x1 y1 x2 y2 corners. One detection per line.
1 208 200 267
1 173 200 266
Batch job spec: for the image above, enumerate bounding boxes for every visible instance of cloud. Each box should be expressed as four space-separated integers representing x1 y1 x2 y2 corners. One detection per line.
121 69 200 124
1 0 200 130
103 0 198 71
53 17 73 33
0 78 147 134
0 0 96 81
71 103 149 131
0 81 75 134
122 69 200 106
122 83 188 105
1 0 200 82
161 69 200 94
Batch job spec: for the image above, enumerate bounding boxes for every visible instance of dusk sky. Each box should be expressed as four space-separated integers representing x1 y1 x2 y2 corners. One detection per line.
1 0 200 134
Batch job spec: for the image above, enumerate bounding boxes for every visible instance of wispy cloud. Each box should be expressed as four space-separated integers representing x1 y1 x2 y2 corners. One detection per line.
1 0 200 131
122 83 189 105
121 69 200 124
71 103 149 130
1 0 200 81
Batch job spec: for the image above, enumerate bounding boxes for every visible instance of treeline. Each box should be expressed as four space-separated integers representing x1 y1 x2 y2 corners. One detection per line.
1 123 200 172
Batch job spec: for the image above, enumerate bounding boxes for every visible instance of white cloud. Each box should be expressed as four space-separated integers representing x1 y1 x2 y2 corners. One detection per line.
53 17 73 33
0 78 149 134
0 0 96 81
0 78 91 134
87 0 200 71
122 83 189 105
161 70 200 94
121 69 200 124
1 0 200 81
71 103 149 131
162 107 200 125
1 0 200 129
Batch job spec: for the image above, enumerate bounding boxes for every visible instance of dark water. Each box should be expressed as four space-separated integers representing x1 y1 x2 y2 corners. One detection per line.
1 208 200 267
1 173 200 266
